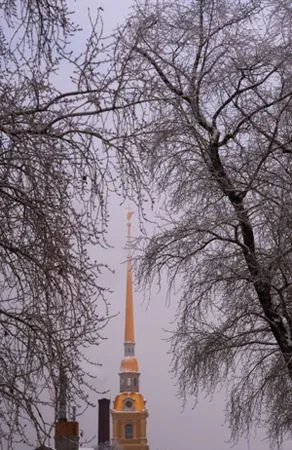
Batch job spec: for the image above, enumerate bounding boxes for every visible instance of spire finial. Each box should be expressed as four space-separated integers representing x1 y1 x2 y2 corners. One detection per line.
127 210 134 223
127 209 134 244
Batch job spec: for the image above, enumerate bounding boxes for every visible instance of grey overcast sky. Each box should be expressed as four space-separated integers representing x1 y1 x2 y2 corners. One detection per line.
20 1 291 449
66 2 292 450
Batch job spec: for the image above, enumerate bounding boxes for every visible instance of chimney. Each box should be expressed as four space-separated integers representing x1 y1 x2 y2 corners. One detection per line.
98 398 110 446
55 369 79 450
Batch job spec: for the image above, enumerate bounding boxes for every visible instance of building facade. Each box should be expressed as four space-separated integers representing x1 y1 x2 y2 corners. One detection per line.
111 212 149 450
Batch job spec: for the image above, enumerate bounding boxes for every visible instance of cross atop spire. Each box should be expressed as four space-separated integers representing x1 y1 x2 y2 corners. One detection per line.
124 210 135 344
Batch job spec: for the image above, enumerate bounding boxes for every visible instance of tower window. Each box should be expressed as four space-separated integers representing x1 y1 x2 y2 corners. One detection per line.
125 423 133 439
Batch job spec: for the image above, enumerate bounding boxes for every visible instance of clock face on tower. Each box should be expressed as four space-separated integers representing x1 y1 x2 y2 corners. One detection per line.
124 398 133 409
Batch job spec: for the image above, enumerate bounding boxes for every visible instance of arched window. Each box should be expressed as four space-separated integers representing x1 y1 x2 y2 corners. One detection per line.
125 423 133 439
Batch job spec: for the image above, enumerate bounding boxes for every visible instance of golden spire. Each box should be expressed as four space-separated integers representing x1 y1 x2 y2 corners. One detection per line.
124 210 135 343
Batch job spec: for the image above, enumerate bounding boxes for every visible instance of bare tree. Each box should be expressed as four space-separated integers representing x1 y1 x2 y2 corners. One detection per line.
110 0 292 446
0 1 146 449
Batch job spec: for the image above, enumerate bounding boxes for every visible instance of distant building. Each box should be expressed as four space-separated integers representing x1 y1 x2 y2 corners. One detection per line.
111 212 149 450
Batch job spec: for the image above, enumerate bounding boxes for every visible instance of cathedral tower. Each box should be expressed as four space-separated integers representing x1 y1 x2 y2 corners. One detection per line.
111 212 149 450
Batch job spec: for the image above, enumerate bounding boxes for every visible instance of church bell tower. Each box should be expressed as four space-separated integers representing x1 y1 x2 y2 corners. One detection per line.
111 212 149 450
